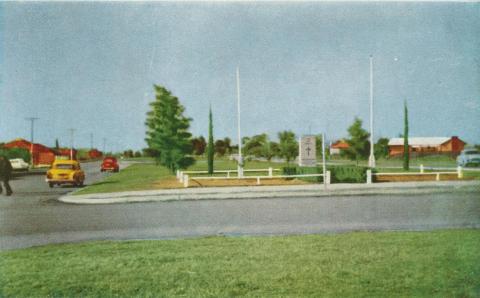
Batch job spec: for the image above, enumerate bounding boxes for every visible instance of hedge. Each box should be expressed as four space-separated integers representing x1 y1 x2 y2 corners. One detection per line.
283 166 372 183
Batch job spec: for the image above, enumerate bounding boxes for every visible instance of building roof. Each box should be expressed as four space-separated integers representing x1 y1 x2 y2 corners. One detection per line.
330 140 349 149
388 137 451 147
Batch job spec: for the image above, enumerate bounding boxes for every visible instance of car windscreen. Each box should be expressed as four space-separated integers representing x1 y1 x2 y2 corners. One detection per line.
104 158 116 163
54 164 75 170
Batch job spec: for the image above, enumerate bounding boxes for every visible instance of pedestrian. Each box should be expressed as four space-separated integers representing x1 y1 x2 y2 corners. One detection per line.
0 155 13 196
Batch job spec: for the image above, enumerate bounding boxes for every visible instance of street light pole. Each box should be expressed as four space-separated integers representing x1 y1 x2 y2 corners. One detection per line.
368 55 376 168
68 128 75 160
236 67 243 177
25 117 39 167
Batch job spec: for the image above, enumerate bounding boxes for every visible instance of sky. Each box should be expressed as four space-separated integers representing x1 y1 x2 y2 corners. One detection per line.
0 1 479 151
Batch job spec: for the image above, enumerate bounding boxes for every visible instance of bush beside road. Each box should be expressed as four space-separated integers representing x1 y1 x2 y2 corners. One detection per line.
1 229 478 297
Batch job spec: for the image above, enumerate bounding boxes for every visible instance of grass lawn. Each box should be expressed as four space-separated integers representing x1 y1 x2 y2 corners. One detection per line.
76 157 479 195
76 158 294 195
1 229 479 297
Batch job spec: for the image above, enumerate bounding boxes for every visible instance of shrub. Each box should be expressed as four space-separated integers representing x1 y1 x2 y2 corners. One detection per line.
282 165 369 183
329 166 368 183
0 147 31 163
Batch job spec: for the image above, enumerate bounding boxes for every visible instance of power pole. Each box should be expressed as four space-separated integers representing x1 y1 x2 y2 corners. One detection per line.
368 55 376 168
236 67 243 177
25 117 39 166
68 128 76 160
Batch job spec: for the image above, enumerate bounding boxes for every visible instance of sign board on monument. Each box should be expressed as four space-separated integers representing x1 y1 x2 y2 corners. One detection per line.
299 135 316 167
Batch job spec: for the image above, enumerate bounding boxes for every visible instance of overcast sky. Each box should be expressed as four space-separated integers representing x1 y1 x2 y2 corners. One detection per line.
1 1 479 151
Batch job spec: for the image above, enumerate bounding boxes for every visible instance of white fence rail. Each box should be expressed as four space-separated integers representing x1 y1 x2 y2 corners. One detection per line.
181 172 331 188
367 165 463 184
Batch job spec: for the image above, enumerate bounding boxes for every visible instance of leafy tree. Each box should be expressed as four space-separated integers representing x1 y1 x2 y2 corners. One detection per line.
278 131 298 163
214 139 228 157
342 118 370 164
134 151 142 158
142 148 159 157
207 108 214 174
244 134 268 157
123 150 134 158
375 137 390 159
145 85 194 172
403 101 409 170
262 140 279 161
191 136 206 155
223 137 232 155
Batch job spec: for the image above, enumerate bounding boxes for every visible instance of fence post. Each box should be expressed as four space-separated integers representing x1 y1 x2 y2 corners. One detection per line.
268 167 273 177
179 172 184 183
366 169 372 184
436 173 440 181
457 166 463 179
256 177 260 185
420 164 424 173
183 175 189 188
176 170 180 180
227 171 230 178
326 171 331 185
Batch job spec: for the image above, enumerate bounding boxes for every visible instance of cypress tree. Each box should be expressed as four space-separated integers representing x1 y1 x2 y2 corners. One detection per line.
403 101 409 171
207 107 214 175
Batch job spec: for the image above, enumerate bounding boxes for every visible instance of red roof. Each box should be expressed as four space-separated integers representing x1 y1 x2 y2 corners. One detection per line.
4 138 55 153
330 140 349 149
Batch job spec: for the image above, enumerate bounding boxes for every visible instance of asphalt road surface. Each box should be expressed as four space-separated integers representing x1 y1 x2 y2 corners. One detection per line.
0 162 479 250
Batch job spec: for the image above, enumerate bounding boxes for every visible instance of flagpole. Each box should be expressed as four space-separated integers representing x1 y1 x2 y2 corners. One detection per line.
368 55 376 168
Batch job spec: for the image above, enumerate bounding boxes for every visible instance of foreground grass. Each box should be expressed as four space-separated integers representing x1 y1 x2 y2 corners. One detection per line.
1 230 479 297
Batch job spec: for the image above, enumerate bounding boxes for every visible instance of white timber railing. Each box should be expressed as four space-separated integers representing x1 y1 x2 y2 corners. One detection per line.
366 165 463 184
177 168 331 188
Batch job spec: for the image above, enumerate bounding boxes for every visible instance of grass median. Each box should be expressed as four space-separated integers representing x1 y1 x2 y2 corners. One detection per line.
1 229 479 297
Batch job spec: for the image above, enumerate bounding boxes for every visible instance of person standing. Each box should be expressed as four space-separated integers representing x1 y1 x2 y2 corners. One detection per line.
0 155 13 196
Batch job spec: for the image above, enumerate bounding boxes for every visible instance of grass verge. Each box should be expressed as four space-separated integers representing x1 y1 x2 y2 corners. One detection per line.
1 229 479 297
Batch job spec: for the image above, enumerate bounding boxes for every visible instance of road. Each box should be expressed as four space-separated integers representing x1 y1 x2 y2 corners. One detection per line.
1 162 479 250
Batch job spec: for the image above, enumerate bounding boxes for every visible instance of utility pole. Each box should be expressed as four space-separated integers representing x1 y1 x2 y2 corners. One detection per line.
25 117 39 166
68 128 76 160
236 67 243 177
368 55 376 168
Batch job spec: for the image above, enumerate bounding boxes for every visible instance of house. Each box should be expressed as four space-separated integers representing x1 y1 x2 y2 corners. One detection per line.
3 138 56 166
330 140 349 155
388 136 465 157
88 149 103 159
57 148 78 160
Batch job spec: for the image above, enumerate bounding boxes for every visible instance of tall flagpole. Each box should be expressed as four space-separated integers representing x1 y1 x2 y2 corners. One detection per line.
236 67 243 177
368 55 376 168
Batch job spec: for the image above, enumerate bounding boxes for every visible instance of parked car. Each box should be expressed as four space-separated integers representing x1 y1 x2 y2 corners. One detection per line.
457 149 480 167
101 156 119 172
46 160 85 188
9 158 29 171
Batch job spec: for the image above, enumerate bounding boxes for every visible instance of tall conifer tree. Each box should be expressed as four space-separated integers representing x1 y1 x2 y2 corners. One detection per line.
403 101 410 171
145 85 194 172
207 107 214 175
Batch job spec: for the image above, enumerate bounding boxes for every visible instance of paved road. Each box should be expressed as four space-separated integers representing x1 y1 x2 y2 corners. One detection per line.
1 165 479 250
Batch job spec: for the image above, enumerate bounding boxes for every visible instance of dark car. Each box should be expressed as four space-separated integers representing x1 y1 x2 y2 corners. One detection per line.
101 157 119 172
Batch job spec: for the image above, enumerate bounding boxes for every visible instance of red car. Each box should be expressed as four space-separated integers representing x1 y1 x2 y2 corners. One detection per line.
101 157 119 172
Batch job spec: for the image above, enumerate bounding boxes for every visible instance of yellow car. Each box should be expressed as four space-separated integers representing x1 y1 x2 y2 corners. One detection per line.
46 160 85 188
